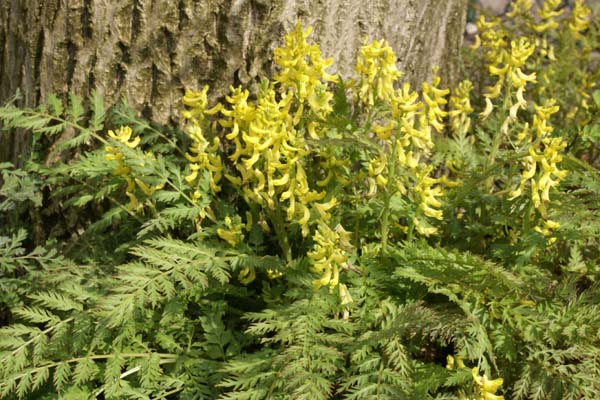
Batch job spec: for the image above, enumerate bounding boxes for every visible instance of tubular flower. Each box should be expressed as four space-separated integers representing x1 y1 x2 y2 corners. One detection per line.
338 283 353 306
355 38 402 105
315 147 349 187
509 100 567 237
446 354 466 370
221 83 325 237
108 126 140 148
568 1 591 38
483 38 536 126
532 0 564 33
238 267 256 285
448 80 474 136
407 161 458 236
534 219 561 237
217 216 244 247
392 83 431 154
308 221 353 291
105 126 161 211
413 166 444 235
368 152 388 188
182 86 224 196
422 68 450 133
473 16 507 63
274 22 337 114
472 368 505 400
506 0 532 18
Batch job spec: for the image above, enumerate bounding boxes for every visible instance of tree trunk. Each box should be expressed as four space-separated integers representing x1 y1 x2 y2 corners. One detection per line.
0 0 468 165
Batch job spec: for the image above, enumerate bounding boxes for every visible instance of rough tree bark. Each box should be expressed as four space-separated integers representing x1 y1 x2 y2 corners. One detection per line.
0 0 468 164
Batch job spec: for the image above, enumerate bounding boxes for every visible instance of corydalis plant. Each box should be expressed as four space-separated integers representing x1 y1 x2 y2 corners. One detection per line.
0 4 599 400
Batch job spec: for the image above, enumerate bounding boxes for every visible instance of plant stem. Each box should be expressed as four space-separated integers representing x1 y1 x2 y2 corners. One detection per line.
269 201 293 263
381 138 399 253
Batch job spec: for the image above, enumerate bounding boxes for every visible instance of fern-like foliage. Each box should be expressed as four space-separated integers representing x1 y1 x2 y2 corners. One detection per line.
1 7 600 399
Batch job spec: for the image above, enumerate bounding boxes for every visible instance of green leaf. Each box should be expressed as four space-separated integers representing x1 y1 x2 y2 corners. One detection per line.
73 358 98 386
140 353 163 388
31 366 50 392
68 93 84 123
14 306 61 325
90 89 105 132
47 93 64 118
593 90 600 110
54 361 72 392
28 291 83 312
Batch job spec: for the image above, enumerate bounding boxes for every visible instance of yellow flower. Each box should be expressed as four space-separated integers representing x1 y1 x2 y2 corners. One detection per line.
372 121 395 140
368 153 387 185
472 367 504 400
338 283 353 305
308 221 353 290
182 86 222 122
307 82 334 116
182 86 224 195
449 80 474 136
274 22 337 104
108 126 140 148
480 98 494 119
105 126 161 211
474 16 507 64
422 68 449 133
314 197 339 220
532 0 563 33
569 1 591 37
412 217 437 236
355 38 402 105
238 267 256 285
414 166 444 222
217 216 244 246
506 0 532 18
446 354 466 370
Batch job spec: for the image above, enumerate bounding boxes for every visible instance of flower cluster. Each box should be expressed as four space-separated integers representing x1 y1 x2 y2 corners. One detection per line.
355 39 402 105
214 24 342 239
481 37 536 131
565 1 595 121
422 68 449 133
396 73 452 235
274 22 337 115
181 86 223 200
105 126 161 210
505 0 532 18
412 166 445 236
449 80 474 137
355 39 452 236
532 0 563 33
569 1 591 38
471 367 504 400
471 16 507 64
220 84 331 237
308 222 353 290
217 215 244 247
509 99 567 236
